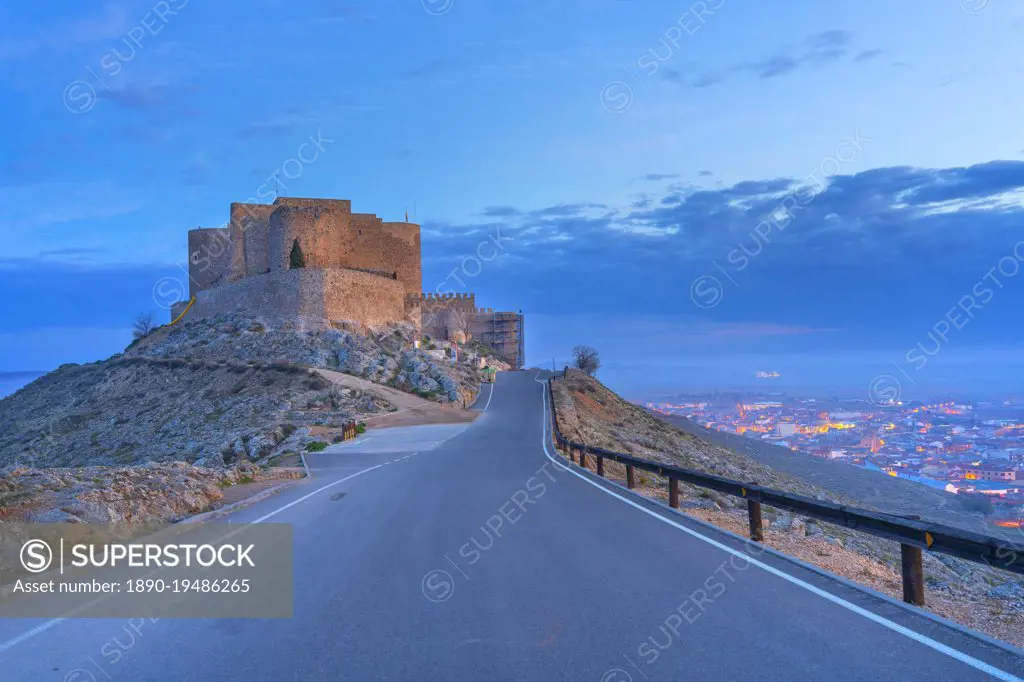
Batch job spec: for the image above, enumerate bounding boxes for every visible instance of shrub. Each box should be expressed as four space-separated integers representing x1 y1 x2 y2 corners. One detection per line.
355 422 367 435
306 441 328 453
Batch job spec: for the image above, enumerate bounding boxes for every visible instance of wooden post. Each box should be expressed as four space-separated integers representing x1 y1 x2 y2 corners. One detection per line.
627 465 636 489
669 479 680 508
579 449 588 470
747 500 764 542
596 456 604 477
900 544 925 606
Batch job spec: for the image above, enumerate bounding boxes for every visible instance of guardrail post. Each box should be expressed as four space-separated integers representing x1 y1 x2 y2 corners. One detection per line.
580 449 588 471
626 464 635 489
669 478 680 509
596 456 604 477
900 544 925 606
747 500 764 542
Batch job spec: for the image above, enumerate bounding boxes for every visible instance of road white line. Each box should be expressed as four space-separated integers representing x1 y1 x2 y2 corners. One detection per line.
482 382 495 412
0 464 385 655
252 465 383 524
535 378 1021 682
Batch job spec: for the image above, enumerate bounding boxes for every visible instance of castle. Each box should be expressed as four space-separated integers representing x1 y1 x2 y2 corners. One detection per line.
171 197 524 367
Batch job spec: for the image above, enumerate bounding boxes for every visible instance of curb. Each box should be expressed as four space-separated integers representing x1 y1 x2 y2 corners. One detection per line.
181 475 307 524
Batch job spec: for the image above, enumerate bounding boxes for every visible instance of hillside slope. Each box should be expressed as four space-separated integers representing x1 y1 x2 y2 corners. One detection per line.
0 356 378 468
551 370 1023 646
654 411 1002 535
0 316 499 525
0 317 497 470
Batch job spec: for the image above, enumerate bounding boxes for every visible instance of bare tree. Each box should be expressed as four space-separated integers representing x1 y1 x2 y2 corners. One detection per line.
572 345 600 376
132 312 156 339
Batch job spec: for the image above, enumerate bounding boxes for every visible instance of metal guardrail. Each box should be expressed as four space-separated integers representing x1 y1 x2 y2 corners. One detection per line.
547 373 1024 606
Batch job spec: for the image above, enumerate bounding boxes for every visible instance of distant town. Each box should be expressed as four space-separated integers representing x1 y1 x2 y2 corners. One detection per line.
647 393 1024 529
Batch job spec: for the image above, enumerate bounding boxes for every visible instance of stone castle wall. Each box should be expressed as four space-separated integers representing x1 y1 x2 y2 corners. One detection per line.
188 228 231 297
229 203 276 281
178 268 406 329
198 198 420 296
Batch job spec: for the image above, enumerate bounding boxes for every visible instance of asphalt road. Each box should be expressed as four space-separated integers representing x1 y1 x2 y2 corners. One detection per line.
1 371 1022 681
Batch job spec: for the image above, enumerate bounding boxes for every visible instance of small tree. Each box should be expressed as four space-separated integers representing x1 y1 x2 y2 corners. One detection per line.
572 345 600 376
289 239 306 269
132 313 156 339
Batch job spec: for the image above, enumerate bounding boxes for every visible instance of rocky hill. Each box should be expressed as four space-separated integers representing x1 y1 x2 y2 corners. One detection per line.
0 462 300 524
126 314 497 405
0 316 499 525
0 316 496 470
551 369 1023 647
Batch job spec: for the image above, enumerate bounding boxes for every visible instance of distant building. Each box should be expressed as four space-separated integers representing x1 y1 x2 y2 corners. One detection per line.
965 464 1018 482
776 423 798 437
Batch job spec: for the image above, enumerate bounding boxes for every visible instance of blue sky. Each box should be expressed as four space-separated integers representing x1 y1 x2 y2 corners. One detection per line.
2 0 1024 400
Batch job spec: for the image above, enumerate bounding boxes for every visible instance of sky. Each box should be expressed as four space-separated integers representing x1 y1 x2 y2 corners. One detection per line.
2 0 1024 401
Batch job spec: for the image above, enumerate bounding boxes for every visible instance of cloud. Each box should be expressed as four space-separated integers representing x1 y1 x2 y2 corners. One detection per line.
0 161 51 187
96 84 202 116
237 122 297 139
0 181 142 231
749 30 854 79
400 60 448 80
418 157 1024 351
640 173 680 182
802 30 854 63
683 322 838 338
0 5 132 60
662 69 685 84
481 206 521 218
854 49 885 62
692 73 724 88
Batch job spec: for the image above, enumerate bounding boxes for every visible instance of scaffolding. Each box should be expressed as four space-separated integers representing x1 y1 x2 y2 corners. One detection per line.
481 310 524 368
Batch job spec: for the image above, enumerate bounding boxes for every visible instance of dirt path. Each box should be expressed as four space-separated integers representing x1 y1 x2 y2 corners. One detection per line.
314 368 480 429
